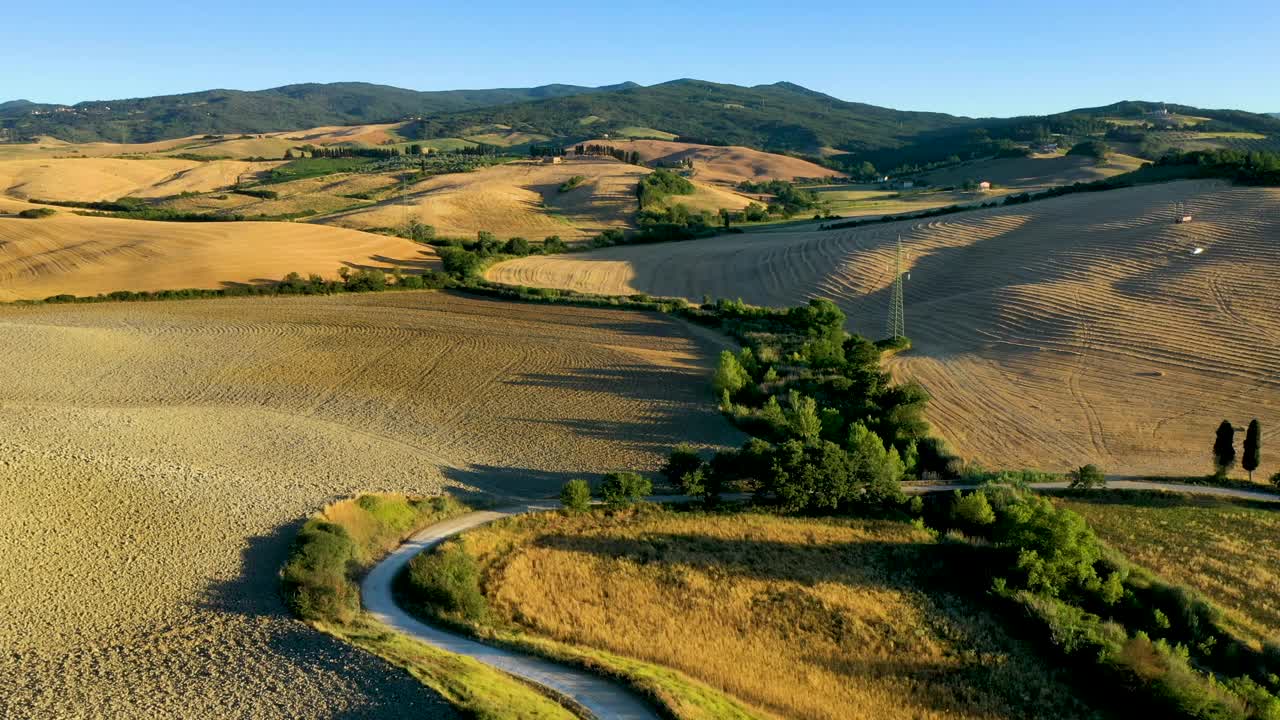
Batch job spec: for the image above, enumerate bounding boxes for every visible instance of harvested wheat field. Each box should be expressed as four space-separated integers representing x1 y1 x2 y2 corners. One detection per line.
0 214 435 301
0 156 276 202
325 157 650 240
579 138 836 185
453 510 1103 720
0 291 742 718
489 180 1280 476
912 152 1145 192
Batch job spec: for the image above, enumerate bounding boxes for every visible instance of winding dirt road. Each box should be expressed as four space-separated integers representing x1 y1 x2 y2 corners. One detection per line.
362 481 1276 719
361 503 662 720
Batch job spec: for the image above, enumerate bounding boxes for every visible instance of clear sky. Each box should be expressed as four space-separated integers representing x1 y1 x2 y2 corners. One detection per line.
4 0 1278 117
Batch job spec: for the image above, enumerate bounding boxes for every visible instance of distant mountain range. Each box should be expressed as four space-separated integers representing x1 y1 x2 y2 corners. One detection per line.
0 82 638 143
3 80 1277 169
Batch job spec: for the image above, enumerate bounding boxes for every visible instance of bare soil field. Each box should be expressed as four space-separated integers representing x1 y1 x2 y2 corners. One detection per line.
580 138 835 185
0 291 742 718
488 180 1280 477
0 213 434 301
324 157 650 240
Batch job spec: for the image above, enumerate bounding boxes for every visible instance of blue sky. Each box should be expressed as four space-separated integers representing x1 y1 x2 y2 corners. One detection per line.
4 0 1278 116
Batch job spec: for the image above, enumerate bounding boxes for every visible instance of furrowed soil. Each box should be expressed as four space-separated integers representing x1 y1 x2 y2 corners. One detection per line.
455 509 1105 720
0 291 742 718
0 213 436 301
487 180 1280 477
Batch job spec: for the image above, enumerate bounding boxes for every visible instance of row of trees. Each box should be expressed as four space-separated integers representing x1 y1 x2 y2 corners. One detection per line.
1213 419 1271 483
574 144 641 165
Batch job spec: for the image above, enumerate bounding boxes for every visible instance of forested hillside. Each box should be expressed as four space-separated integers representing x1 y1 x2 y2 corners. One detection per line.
0 81 638 142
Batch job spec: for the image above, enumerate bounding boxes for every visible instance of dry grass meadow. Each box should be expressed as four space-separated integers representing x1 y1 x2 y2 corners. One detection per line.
0 291 742 718
456 509 1103 720
488 180 1280 477
1057 492 1280 649
0 213 436 301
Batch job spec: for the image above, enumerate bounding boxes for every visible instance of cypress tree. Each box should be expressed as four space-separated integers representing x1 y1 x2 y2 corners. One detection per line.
1213 420 1236 478
1243 419 1262 481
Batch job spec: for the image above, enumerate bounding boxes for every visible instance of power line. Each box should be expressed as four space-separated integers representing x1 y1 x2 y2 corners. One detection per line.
886 235 906 341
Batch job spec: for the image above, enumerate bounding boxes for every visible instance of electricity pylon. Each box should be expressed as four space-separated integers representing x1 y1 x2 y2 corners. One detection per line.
886 235 906 340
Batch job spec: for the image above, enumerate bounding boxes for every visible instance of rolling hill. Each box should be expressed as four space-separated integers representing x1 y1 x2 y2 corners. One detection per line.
0 81 638 143
0 213 436 301
488 179 1280 478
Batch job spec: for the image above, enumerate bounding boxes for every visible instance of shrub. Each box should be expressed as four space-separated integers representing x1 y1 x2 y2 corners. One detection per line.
559 479 592 513
405 219 436 242
439 246 485 278
558 175 586 192
951 490 996 529
280 520 359 624
1068 464 1106 489
712 350 749 396
343 269 387 292
1271 472 1280 488
404 540 488 622
502 237 530 255
17 207 56 219
599 472 652 509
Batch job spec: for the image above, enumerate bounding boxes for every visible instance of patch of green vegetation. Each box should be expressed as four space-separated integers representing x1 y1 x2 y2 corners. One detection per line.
16 207 56 219
614 126 678 140
1056 491 1280 648
265 156 375 183
556 175 586 193
637 168 694 208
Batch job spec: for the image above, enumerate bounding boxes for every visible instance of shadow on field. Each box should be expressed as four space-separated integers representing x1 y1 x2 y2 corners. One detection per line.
441 463 580 499
501 363 736 455
199 522 462 719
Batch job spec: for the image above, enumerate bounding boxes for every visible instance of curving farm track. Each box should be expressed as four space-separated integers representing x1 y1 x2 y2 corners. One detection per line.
488 180 1280 477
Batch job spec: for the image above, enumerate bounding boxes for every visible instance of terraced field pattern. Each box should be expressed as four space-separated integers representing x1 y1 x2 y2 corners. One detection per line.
489 180 1280 477
0 291 742 718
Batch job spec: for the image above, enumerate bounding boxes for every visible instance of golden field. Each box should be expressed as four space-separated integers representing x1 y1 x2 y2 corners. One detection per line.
487 180 1280 477
0 291 742 718
1058 493 1280 648
453 509 1102 720
580 138 836 185
0 213 435 301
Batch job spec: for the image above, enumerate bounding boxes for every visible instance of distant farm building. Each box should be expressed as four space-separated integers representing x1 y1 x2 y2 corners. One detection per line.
541 156 563 164
978 181 992 191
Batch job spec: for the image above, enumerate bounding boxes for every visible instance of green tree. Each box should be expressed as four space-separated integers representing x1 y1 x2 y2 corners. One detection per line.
951 490 996 529
502 237 530 255
1243 419 1262 481
599 472 652 509
786 390 822 441
405 218 435 243
718 208 731 228
559 479 591 513
1213 420 1237 478
661 445 704 488
712 350 749 396
1068 464 1106 489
